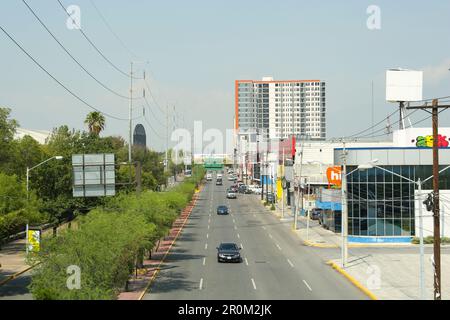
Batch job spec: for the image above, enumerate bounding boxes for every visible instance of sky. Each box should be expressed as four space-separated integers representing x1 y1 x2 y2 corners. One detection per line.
1 0 450 152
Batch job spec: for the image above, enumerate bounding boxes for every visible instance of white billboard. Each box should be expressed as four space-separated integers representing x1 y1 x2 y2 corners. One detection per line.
386 69 423 102
72 154 115 197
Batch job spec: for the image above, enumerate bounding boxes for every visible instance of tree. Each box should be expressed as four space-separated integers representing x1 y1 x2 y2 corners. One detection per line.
0 107 19 173
10 135 45 179
84 111 105 135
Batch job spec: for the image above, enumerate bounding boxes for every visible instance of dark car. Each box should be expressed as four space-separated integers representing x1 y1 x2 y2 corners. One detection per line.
266 193 275 203
238 185 248 194
217 242 242 263
310 208 322 221
216 205 229 215
216 179 223 186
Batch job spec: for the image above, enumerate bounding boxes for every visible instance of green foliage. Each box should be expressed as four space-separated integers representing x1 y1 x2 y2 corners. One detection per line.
29 209 155 300
0 173 46 241
0 107 19 174
412 236 450 244
84 111 105 135
29 177 199 300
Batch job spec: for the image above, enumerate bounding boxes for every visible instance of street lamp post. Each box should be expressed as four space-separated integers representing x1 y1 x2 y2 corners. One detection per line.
26 156 63 199
357 161 450 299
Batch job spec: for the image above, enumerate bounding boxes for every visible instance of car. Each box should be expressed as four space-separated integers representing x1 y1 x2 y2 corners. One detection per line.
238 185 249 194
310 208 322 221
266 193 275 203
227 190 237 199
216 179 223 186
217 242 242 263
206 173 212 181
228 175 235 181
216 205 229 215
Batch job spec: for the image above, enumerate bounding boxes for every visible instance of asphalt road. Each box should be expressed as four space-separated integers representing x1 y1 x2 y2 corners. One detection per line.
0 271 33 300
144 176 368 300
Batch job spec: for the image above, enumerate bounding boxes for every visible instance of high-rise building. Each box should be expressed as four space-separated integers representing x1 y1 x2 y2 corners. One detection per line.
235 77 326 140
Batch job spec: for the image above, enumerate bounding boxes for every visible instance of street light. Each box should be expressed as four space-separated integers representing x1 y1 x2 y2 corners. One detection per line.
357 160 450 300
26 156 63 199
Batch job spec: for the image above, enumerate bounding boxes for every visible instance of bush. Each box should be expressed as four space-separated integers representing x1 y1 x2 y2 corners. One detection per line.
28 177 200 299
28 209 155 300
412 236 450 244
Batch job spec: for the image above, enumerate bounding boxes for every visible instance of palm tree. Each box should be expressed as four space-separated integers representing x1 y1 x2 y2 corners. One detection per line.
84 111 105 135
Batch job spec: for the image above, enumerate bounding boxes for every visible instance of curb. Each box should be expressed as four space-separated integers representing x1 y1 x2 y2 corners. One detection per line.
136 187 202 300
303 240 339 248
326 260 378 300
0 263 40 287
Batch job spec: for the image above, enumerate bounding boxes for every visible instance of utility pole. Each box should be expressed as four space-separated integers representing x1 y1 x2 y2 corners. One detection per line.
165 105 168 173
281 148 285 219
128 62 133 163
341 139 349 268
406 98 450 300
431 99 441 300
294 135 306 230
417 178 425 300
173 105 177 182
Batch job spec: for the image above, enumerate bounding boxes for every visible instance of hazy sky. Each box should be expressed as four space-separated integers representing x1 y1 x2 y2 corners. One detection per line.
1 0 450 151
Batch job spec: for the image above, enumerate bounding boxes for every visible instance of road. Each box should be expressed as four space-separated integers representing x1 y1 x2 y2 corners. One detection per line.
0 271 33 300
144 175 368 300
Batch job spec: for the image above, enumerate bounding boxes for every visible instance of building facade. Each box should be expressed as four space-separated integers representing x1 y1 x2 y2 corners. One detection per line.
235 77 326 140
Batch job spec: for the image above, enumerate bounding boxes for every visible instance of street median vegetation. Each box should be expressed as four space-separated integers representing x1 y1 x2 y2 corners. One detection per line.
28 168 204 300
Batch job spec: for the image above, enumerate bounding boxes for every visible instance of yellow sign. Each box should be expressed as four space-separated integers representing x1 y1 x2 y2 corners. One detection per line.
27 229 41 253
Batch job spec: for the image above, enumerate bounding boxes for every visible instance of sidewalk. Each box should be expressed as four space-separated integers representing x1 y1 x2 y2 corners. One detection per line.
0 239 27 284
256 195 450 300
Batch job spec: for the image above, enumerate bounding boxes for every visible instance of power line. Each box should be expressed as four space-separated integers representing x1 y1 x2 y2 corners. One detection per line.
0 24 127 121
143 75 166 115
143 111 165 140
56 0 142 80
143 95 164 125
22 0 138 101
88 0 141 59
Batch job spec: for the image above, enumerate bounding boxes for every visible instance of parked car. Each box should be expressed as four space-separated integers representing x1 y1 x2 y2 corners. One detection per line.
227 190 237 199
266 192 275 203
310 208 322 221
217 242 242 263
238 185 247 194
216 205 229 215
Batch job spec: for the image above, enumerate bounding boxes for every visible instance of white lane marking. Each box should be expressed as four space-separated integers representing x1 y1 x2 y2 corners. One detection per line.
262 226 266 230
232 219 236 223
245 257 249 266
287 259 294 268
203 257 206 266
208 225 210 229
234 226 237 230
276 244 282 251
205 243 208 250
199 278 203 290
237 233 240 239
240 243 244 249
303 280 312 292
268 233 273 239
251 278 257 290
206 233 209 239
